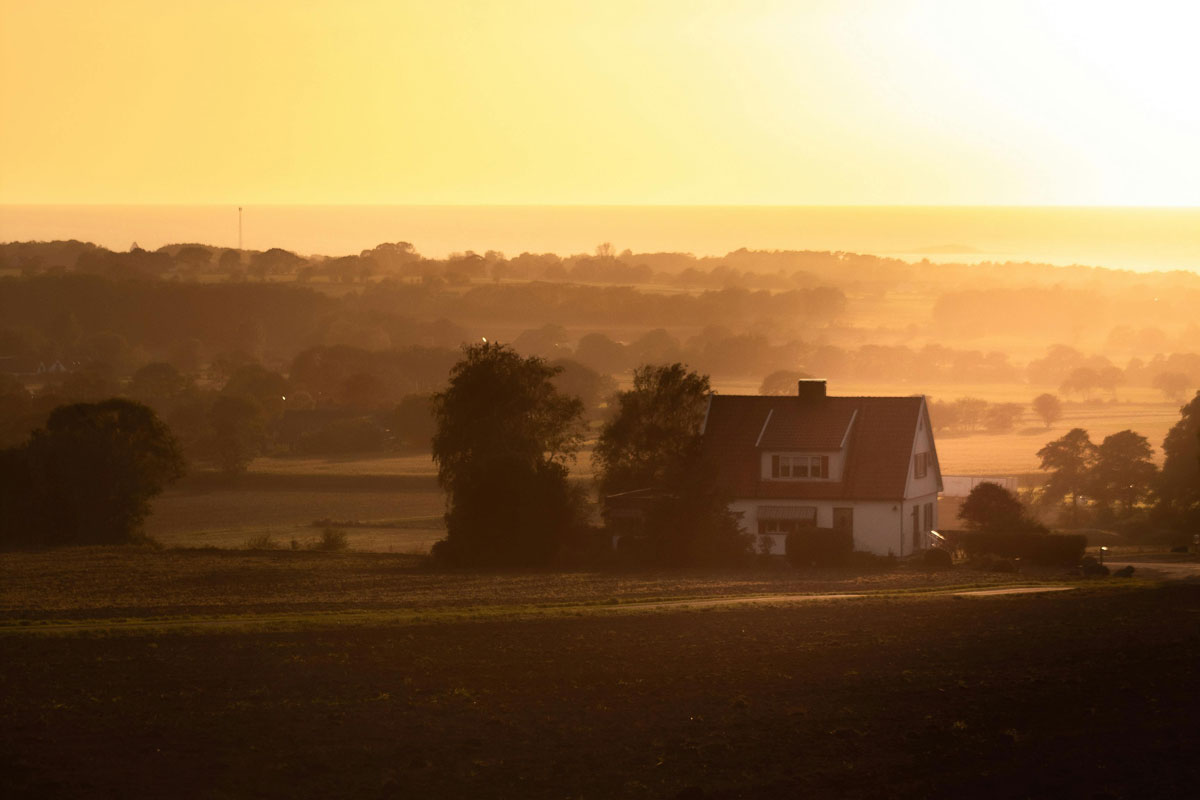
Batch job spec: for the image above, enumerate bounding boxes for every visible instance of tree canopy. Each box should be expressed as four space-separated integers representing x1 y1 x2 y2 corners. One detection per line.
430 342 583 566
1037 428 1098 524
594 363 749 566
1031 393 1062 428
1157 391 1200 525
1091 430 1156 516
0 398 184 547
958 482 1026 531
594 363 712 498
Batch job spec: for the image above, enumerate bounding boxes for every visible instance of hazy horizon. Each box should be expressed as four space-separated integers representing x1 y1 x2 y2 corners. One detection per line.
6 204 1200 274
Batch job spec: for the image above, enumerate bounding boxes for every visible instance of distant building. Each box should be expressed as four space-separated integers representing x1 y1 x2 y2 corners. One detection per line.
702 380 943 556
0 356 69 377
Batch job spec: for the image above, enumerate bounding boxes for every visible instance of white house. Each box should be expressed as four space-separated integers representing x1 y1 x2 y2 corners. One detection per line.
701 379 943 556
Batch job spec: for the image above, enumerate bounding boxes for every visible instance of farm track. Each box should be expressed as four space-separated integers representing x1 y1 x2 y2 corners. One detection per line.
0 583 1074 636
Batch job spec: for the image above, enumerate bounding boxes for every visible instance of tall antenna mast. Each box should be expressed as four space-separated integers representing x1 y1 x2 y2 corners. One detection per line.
238 206 243 251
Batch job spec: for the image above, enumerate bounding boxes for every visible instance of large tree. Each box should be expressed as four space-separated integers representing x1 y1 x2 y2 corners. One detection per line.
1031 393 1062 429
206 394 266 477
431 342 583 566
0 399 184 547
958 481 1042 532
594 363 712 498
1037 427 1098 525
1157 392 1200 526
1091 430 1157 517
594 363 749 565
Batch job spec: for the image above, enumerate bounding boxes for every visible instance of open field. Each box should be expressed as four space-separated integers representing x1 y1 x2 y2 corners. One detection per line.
146 468 446 551
0 548 1042 623
1 555 1197 799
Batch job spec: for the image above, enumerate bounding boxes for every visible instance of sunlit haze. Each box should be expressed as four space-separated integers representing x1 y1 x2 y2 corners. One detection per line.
4 0 1200 207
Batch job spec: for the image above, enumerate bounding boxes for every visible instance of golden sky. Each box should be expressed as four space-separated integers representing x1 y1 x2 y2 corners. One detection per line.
3 0 1199 205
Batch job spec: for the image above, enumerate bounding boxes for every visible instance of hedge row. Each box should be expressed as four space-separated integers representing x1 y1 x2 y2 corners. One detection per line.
785 527 853 567
948 530 1087 566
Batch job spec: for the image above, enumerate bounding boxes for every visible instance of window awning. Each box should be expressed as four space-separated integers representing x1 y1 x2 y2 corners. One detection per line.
757 505 817 520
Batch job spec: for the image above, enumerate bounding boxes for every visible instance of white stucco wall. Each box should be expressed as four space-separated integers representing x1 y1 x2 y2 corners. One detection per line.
904 403 941 499
732 398 943 558
732 497 940 557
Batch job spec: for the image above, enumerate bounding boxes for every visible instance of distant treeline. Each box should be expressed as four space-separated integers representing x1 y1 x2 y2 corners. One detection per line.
2 237 1199 410
0 239 924 290
0 274 842 369
1 269 1198 397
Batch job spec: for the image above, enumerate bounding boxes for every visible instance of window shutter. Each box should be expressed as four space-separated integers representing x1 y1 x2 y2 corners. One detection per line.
771 455 780 478
820 455 829 478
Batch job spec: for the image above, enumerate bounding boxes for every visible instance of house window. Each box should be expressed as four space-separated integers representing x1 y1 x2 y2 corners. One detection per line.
923 502 933 533
914 452 928 479
759 519 799 535
771 455 829 479
832 507 853 533
757 506 817 534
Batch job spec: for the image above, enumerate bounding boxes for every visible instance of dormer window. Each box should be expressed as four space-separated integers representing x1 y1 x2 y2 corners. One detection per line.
771 454 829 479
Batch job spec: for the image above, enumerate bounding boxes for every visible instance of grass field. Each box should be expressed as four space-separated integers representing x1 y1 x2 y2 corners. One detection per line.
1 550 1196 799
0 548 1039 623
145 461 446 551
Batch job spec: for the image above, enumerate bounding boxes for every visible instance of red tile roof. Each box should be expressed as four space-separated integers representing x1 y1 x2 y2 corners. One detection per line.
702 394 932 501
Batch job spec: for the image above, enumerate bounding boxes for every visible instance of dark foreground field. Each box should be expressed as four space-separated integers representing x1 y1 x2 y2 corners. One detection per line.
3 563 1198 800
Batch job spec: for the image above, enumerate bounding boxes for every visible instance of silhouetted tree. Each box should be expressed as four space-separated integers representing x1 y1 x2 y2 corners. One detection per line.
218 249 242 276
594 363 710 498
174 246 212 273
431 342 583 566
595 363 749 565
1092 430 1156 517
1032 393 1062 429
0 399 184 547
1038 428 1098 526
953 397 989 431
1152 371 1191 403
129 362 191 407
574 332 628 376
984 402 1024 433
512 324 570 359
549 358 617 419
1156 392 1200 526
1060 367 1100 400
958 482 1028 532
207 394 266 476
222 364 289 419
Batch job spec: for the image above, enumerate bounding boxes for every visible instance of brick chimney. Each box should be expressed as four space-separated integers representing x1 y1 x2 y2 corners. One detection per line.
797 379 827 402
